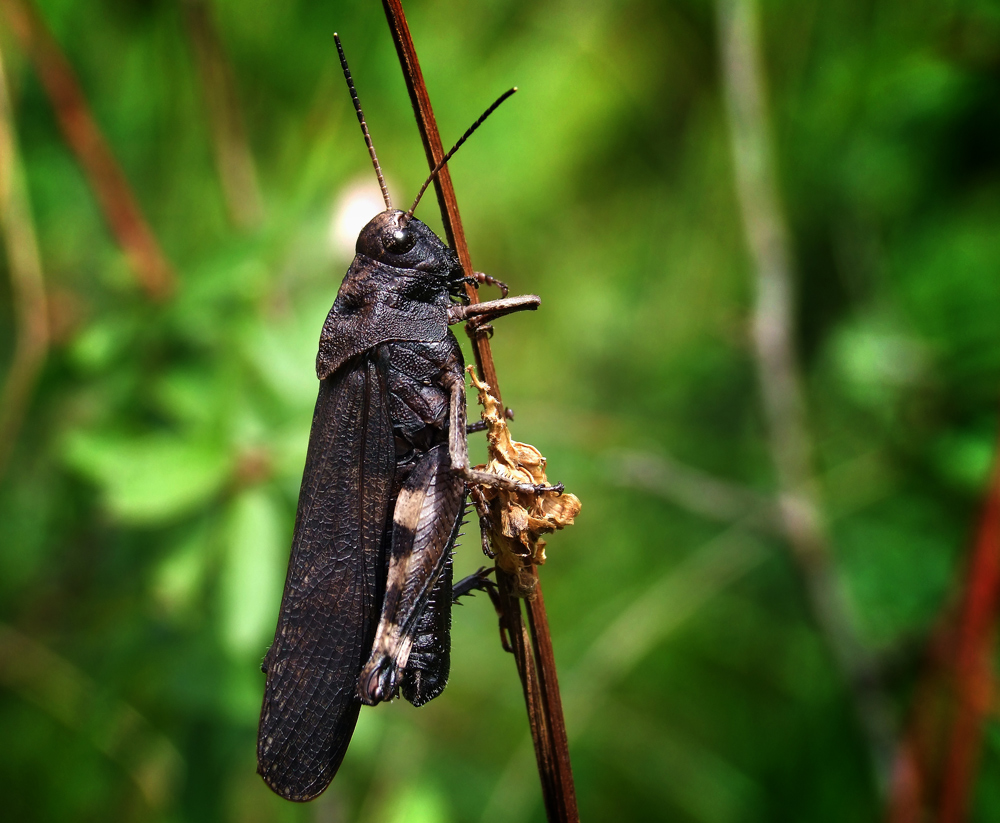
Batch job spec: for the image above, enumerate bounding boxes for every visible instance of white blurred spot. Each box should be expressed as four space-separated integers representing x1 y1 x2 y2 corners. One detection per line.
329 178 390 259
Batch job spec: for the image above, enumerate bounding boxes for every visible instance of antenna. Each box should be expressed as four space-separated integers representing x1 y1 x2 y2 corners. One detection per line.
406 87 518 219
334 33 392 210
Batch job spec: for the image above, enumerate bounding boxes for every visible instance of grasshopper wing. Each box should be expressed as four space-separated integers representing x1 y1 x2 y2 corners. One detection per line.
258 357 394 801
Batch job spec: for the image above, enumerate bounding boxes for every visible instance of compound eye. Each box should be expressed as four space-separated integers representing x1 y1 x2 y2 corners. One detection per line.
384 228 416 254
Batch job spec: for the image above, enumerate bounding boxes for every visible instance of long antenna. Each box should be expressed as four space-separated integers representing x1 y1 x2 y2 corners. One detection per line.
334 33 392 210
406 87 517 219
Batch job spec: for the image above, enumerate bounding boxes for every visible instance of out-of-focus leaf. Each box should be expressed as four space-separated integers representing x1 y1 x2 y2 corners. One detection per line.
829 320 931 410
219 486 284 659
68 317 138 373
934 431 997 492
63 432 232 524
838 504 956 643
151 520 212 619
385 781 450 823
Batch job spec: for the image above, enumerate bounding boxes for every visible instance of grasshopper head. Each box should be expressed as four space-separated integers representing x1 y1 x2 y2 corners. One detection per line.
355 210 460 277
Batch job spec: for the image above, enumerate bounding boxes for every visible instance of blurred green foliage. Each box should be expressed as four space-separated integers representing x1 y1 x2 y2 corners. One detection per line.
1 0 999 821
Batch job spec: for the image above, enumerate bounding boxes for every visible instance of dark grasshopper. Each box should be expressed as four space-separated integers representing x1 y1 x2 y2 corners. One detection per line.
257 35 554 802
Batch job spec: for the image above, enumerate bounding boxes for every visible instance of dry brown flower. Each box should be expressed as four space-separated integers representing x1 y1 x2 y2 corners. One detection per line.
467 367 581 597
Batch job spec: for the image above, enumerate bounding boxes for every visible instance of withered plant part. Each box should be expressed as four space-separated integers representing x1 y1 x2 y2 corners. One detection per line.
468 367 581 598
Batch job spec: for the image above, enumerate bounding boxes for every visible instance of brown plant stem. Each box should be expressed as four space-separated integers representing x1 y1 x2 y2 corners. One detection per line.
381 2 578 820
716 0 894 792
935 439 1000 821
0 0 175 298
181 0 264 230
887 427 1000 823
0 41 48 477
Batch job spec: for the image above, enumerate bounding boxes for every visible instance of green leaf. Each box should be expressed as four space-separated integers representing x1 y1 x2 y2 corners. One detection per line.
64 432 232 524
219 487 285 659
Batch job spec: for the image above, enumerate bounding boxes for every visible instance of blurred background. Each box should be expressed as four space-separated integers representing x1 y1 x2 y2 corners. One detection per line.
2 0 1000 821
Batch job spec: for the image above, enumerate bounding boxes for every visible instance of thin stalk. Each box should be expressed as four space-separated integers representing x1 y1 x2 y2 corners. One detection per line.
888 425 1000 822
381 2 578 820
181 0 264 229
936 434 1000 820
0 40 48 477
716 0 894 793
0 0 175 298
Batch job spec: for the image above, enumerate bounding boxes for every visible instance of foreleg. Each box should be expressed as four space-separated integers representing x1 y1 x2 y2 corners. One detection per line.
447 295 540 327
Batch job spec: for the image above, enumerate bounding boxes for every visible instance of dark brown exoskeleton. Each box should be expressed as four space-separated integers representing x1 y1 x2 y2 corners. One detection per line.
257 35 556 802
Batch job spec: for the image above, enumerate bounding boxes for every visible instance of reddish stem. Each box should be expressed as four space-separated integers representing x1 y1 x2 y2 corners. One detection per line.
1 0 175 299
381 3 578 820
887 426 1000 822
938 442 1000 822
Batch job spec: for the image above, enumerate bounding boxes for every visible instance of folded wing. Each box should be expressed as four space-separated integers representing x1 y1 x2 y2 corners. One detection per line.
258 356 394 802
